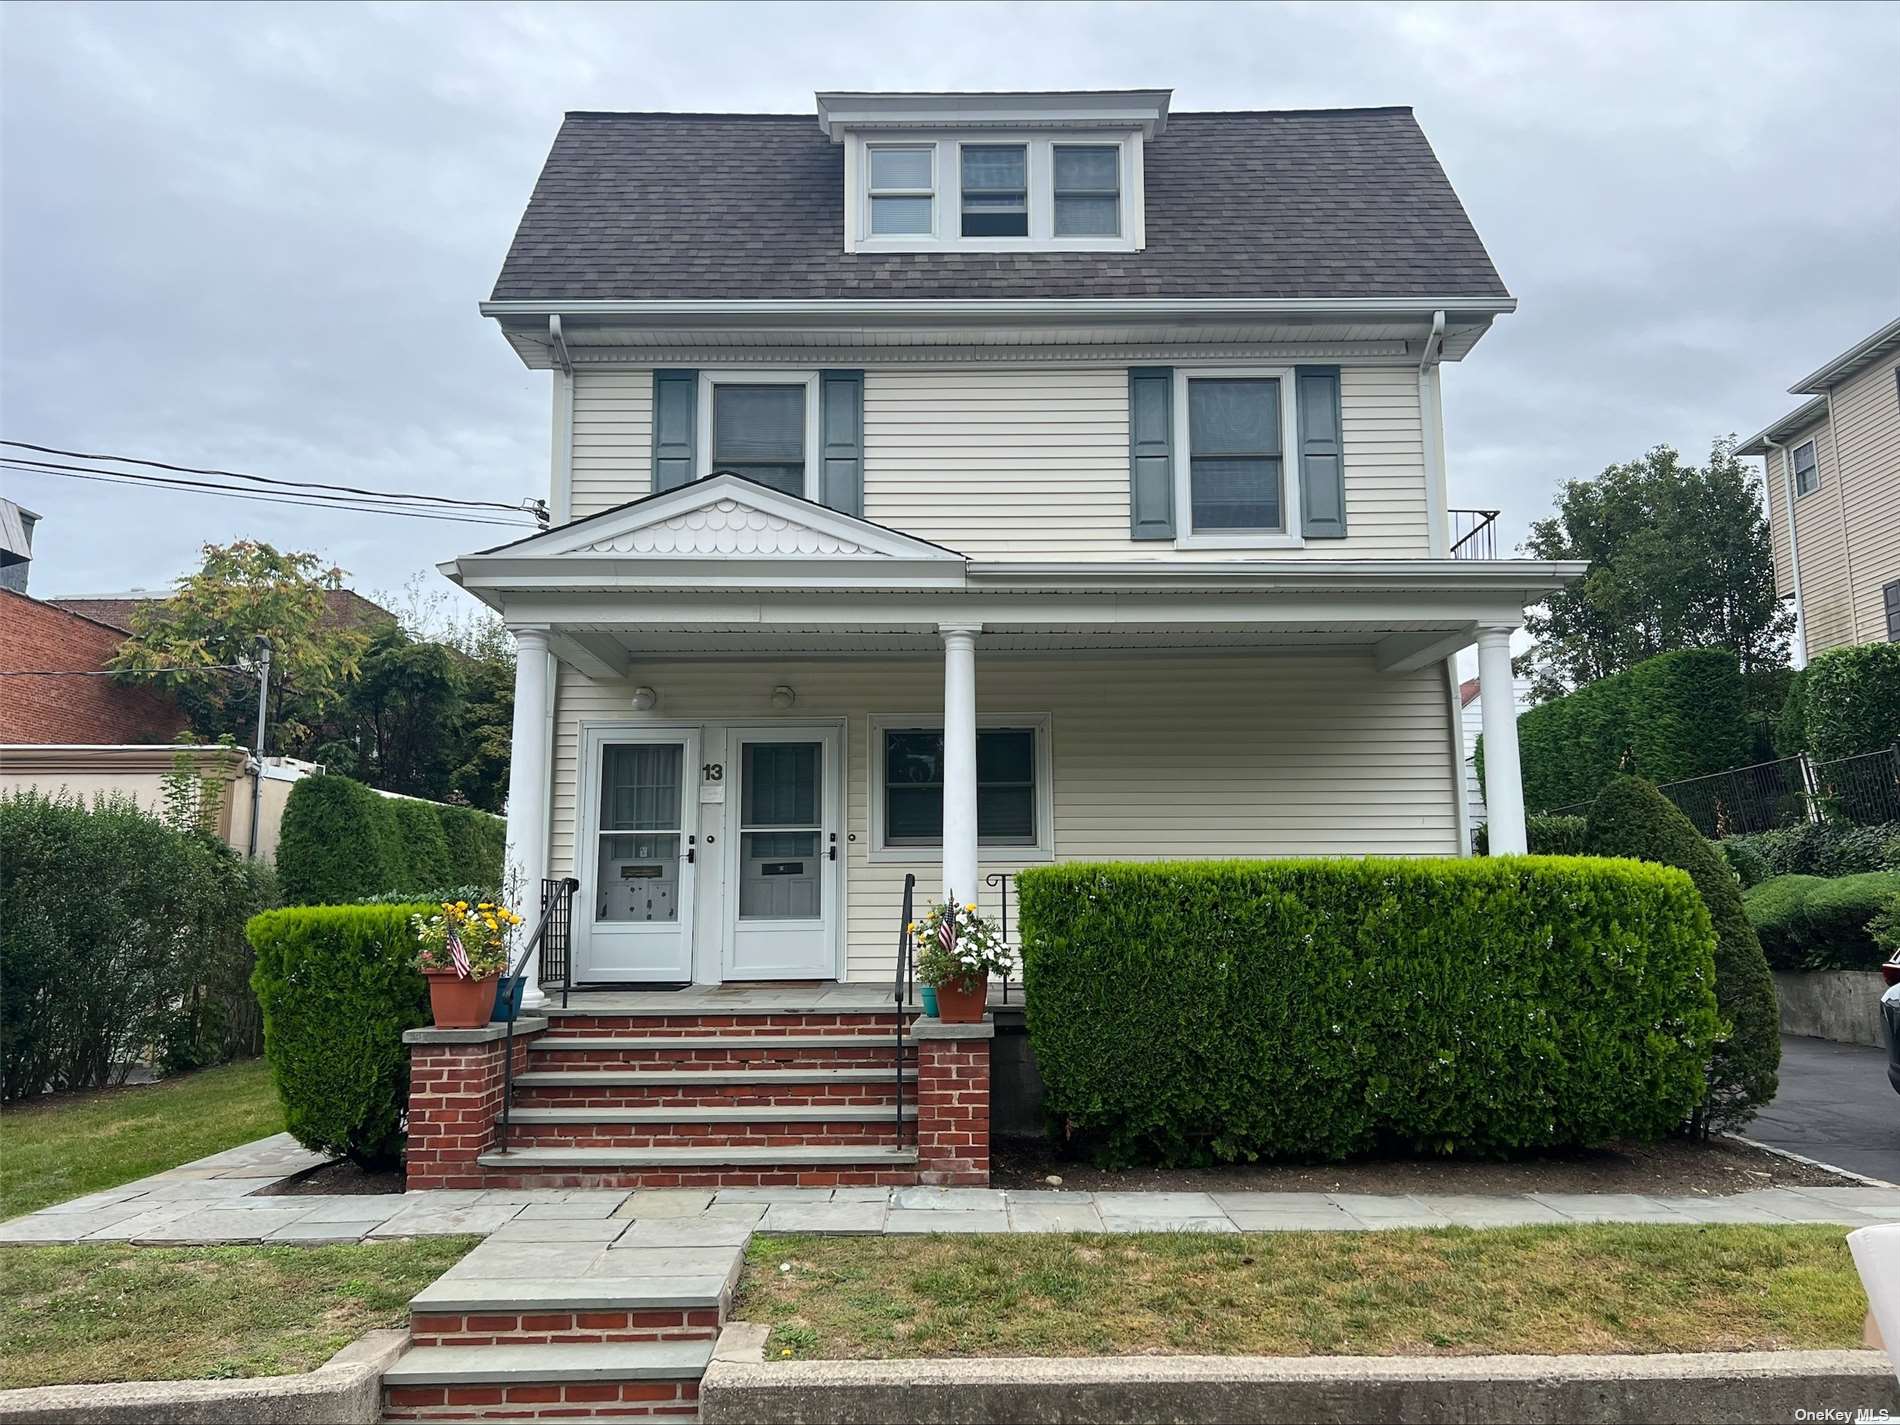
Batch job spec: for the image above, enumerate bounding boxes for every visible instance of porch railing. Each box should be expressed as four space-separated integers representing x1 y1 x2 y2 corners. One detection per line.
538 874 579 1009
892 872 916 1148
496 876 579 1156
1449 509 1501 561
983 871 1017 1004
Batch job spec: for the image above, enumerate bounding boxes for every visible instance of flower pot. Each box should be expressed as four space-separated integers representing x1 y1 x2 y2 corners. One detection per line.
425 970 499 1029
934 973 987 1024
493 975 526 1023
920 985 940 1018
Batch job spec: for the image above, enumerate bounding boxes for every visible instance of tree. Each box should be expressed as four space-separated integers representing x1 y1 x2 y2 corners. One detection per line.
110 541 368 750
1516 440 1792 704
329 622 465 799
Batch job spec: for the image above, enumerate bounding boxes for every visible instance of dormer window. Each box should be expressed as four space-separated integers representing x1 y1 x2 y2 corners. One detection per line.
820 90 1167 256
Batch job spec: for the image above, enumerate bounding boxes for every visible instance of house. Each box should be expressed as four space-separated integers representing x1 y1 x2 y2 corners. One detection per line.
1738 316 1900 660
51 584 400 636
410 90 1583 1199
0 588 188 745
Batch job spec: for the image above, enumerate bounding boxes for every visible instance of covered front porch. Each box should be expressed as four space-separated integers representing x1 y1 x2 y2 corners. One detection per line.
443 476 1573 999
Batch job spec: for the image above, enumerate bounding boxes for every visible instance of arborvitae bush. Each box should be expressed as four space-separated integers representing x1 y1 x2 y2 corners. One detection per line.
275 774 404 905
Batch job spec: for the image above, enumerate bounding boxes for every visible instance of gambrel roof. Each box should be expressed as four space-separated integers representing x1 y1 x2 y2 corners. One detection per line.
491 107 1509 304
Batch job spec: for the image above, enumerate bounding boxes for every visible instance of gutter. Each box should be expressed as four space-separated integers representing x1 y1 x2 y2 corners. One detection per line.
479 295 1519 324
1418 310 1449 558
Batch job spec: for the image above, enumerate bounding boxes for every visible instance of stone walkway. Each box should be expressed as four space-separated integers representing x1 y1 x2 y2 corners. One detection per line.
4 1133 1900 1245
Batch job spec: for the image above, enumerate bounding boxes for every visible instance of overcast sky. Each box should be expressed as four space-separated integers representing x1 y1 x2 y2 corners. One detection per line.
3 0 1897 615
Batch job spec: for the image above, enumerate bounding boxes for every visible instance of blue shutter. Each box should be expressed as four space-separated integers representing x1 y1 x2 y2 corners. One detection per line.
1128 367 1175 540
1296 365 1346 539
819 370 864 517
651 370 696 492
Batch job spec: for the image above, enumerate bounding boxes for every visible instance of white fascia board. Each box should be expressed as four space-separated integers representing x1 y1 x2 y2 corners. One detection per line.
445 556 972 592
817 90 1172 139
1737 395 1829 456
963 558 1587 597
1788 316 1900 394
479 296 1518 324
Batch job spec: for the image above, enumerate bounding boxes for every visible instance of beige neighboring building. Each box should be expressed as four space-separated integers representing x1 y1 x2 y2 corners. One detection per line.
1740 316 1900 661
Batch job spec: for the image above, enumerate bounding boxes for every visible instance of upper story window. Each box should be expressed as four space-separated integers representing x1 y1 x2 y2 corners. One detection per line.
960 145 1028 237
1171 367 1303 549
1791 439 1820 497
1054 145 1120 236
868 145 934 236
698 371 820 500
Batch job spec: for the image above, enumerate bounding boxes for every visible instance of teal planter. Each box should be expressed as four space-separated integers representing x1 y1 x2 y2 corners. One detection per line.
920 985 939 1017
493 975 526 1023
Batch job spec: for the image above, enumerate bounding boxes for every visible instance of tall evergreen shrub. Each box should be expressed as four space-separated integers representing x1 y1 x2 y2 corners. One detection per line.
389 798 453 889
1585 775 1779 1131
275 774 403 904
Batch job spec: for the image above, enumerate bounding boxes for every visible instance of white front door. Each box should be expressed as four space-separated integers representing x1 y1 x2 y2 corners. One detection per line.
723 725 842 980
577 727 699 983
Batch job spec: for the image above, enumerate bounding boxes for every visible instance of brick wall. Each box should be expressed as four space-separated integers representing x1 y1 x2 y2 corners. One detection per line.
405 1030 539 1191
914 1035 991 1186
0 590 185 743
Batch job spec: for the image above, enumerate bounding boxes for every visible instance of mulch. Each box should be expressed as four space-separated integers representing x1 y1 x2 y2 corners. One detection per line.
255 1159 405 1196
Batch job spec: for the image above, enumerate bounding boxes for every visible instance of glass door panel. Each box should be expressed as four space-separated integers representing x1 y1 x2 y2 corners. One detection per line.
738 741 821 920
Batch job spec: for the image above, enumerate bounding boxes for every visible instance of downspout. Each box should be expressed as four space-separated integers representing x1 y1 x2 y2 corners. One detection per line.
1418 310 1449 559
548 316 576 526
1823 388 1862 643
1765 435 1808 670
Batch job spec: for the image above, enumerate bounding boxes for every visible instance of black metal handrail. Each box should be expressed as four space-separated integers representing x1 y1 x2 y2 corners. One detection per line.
497 876 579 1155
893 872 916 1147
1449 508 1501 560
983 871 1016 1004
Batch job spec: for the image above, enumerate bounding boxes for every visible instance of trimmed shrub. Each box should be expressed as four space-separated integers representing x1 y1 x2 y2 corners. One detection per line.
1585 776 1779 1131
1721 821 1900 882
1718 838 1771 890
389 798 453 890
275 774 402 905
1473 813 1590 857
248 903 430 1168
1017 856 1720 1166
355 883 496 907
1 791 276 1100
1514 649 1750 813
1801 644 1900 763
1744 871 1900 971
437 803 505 887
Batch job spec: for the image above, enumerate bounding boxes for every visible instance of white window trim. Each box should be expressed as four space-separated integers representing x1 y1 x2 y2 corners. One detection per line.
845 130 1143 255
1791 438 1821 498
865 142 936 238
1171 365 1306 551
866 712 1055 864
696 369 822 502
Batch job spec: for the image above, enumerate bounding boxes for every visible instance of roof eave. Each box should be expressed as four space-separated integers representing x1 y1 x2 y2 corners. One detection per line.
1787 316 1900 394
1737 394 1829 455
480 295 1517 324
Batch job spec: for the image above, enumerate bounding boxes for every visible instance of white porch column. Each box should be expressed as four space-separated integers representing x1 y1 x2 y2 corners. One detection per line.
939 623 981 908
1476 624 1527 855
504 625 552 1004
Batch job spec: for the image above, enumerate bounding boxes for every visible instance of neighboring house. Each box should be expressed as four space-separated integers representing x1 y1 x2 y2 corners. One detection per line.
51 585 400 636
0 588 187 744
0 497 38 593
1738 316 1900 661
448 89 1580 997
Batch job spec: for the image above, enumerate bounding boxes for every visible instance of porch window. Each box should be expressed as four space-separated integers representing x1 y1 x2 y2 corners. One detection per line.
712 384 806 496
881 725 1039 848
1187 377 1284 532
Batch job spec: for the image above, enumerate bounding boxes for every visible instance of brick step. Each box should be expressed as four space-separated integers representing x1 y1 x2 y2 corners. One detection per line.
508 1104 916 1124
513 1068 915 1112
505 1121 917 1150
474 1143 920 1190
409 1265 735 1349
382 1341 709 1422
542 1010 911 1037
528 1035 911 1069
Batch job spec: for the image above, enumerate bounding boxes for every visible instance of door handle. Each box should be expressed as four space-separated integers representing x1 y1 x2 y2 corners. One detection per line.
827 833 837 862
685 835 696 865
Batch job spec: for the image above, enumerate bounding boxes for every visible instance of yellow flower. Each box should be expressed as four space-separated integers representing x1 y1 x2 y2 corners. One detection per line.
456 901 469 910
779 1348 793 1358
965 903 976 912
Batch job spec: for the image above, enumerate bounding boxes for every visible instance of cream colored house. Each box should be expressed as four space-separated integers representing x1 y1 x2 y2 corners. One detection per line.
448 90 1582 994
1739 316 1900 662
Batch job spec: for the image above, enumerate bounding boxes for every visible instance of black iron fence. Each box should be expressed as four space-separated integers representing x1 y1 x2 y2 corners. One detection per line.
1449 509 1501 561
1549 745 1900 835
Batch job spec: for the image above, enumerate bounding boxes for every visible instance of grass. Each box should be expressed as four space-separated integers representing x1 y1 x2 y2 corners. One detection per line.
0 1239 475 1388
736 1225 1865 1360
0 1060 285 1221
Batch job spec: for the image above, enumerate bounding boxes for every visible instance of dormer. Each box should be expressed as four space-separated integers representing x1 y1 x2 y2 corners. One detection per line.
817 89 1170 256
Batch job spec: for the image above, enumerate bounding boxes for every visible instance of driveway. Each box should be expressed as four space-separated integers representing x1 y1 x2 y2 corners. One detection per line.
1747 1034 1900 1184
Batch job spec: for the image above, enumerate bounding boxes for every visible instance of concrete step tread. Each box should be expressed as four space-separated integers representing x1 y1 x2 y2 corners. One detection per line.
508 1104 916 1124
514 1068 914 1087
384 1339 713 1385
534 1034 906 1052
412 1273 731 1313
478 1145 919 1168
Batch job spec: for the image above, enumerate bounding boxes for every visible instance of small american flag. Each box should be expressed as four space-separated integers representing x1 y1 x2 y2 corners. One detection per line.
447 930 471 979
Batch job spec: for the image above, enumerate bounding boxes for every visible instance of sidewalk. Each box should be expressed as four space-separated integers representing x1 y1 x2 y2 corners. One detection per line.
3 1133 1899 1245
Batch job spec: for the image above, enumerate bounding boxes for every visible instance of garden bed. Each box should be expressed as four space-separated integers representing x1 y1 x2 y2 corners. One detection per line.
255 1159 404 1197
734 1225 1863 1360
0 1239 473 1388
992 1133 1841 1196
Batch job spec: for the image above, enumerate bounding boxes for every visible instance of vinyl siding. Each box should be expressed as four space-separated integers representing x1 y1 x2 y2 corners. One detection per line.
565 364 1431 557
549 652 1460 981
1761 355 1900 656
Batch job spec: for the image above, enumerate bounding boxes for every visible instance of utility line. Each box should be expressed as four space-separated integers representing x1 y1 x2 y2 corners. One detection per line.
1 462 537 529
0 663 253 678
6 455 500 515
1 439 527 513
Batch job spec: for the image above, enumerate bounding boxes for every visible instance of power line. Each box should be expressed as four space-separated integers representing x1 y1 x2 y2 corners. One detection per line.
2 462 537 530
5 455 512 518
0 663 253 678
1 439 528 514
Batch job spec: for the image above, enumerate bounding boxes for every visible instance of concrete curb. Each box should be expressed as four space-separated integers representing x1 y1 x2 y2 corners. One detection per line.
698 1343 1900 1424
0 1329 407 1424
1725 1132 1900 1190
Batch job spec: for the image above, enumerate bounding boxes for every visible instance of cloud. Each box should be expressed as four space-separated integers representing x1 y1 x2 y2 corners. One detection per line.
4 0 1896 602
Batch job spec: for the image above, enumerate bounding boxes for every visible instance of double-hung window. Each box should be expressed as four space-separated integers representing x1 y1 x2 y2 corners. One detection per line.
874 719 1049 856
1791 439 1820 497
697 371 820 499
868 145 934 236
960 144 1028 237
1053 145 1120 236
1186 376 1286 533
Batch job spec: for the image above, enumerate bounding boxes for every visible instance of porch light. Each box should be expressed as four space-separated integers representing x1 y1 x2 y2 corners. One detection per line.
630 686 658 711
770 685 797 709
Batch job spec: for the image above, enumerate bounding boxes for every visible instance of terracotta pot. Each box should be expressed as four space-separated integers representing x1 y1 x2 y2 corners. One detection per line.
425 970 500 1029
933 972 988 1024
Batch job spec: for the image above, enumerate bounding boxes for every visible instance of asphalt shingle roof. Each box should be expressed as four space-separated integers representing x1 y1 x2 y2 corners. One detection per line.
491 107 1509 303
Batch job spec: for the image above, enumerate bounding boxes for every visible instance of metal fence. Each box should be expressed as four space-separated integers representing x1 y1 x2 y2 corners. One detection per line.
1548 745 1900 835
1449 509 1500 561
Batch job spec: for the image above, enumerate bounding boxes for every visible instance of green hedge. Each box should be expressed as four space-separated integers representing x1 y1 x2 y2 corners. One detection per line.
1584 776 1778 1130
1720 821 1900 886
1472 813 1590 857
2 791 277 1100
276 773 503 905
1017 857 1720 1166
248 903 431 1168
1743 871 1900 971
1801 644 1900 763
1513 649 1750 812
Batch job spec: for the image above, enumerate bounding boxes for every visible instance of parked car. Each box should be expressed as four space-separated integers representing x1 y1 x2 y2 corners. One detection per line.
1884 975 1900 1097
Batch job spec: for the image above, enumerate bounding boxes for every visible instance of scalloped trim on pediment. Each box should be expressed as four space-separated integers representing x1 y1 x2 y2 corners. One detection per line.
584 496 876 557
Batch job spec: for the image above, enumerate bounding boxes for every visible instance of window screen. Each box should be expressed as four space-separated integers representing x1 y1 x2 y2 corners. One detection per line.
961 145 1027 237
712 384 805 496
1187 378 1284 531
1053 145 1119 236
869 146 933 235
1792 440 1820 496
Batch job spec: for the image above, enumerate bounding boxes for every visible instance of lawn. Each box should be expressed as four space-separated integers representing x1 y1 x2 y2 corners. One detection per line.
0 1239 474 1388
737 1225 1864 1360
0 1059 285 1221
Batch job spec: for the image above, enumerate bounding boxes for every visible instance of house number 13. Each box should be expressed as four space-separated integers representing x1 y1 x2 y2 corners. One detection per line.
702 763 724 781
